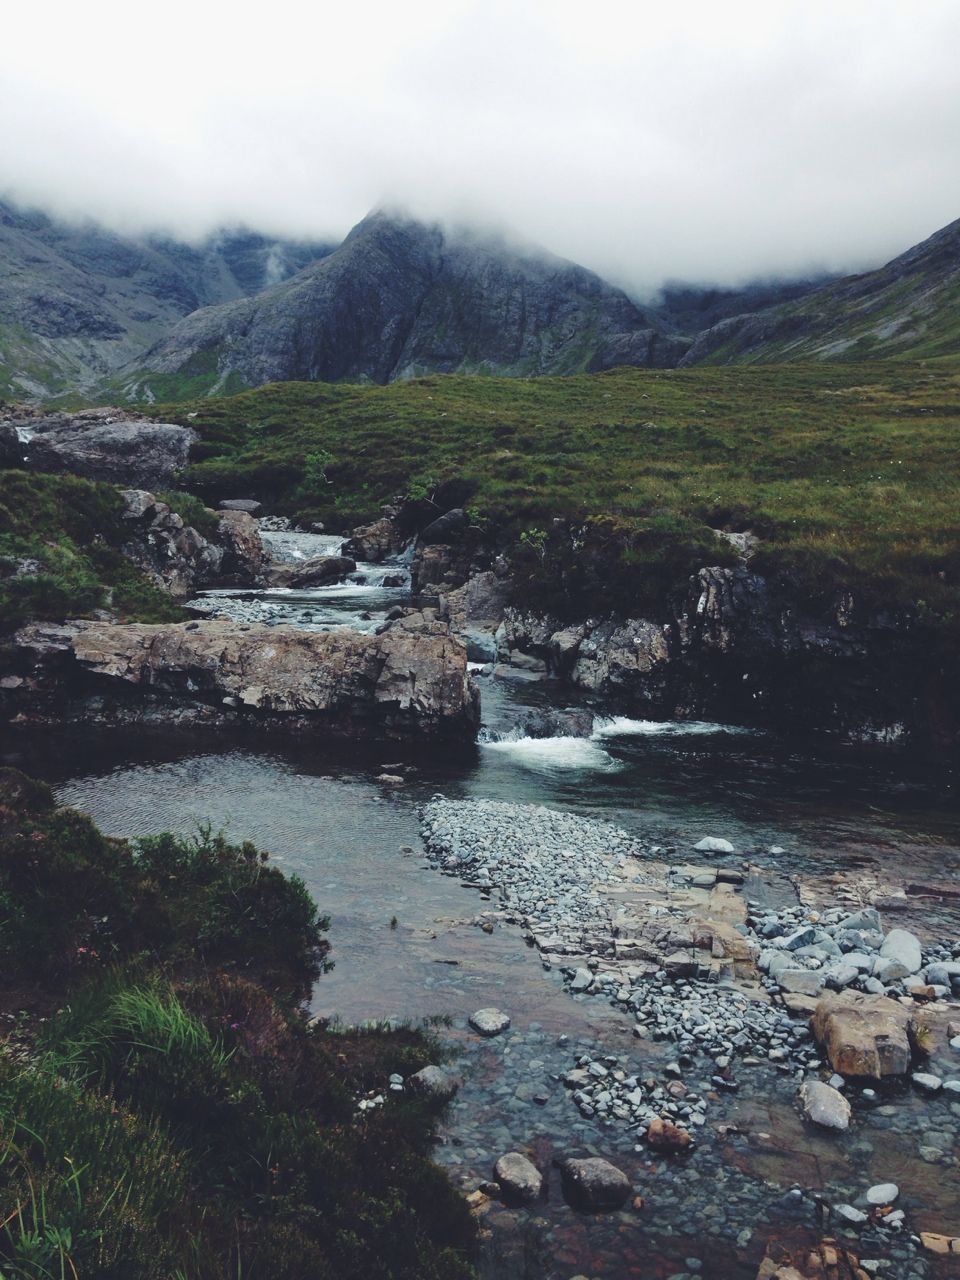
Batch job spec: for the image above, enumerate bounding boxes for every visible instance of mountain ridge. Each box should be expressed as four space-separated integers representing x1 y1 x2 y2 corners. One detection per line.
127 209 689 396
0 198 333 398
681 216 960 364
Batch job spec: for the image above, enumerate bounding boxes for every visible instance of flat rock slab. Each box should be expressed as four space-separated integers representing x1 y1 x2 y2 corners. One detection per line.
10 616 478 743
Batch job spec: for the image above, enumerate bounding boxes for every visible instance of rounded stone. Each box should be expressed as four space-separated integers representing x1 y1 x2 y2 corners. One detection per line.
866 1183 899 1206
559 1156 632 1211
493 1152 543 1204
800 1080 852 1131
694 837 735 854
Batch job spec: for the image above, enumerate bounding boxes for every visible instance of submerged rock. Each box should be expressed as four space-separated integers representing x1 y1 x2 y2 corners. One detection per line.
469 1008 511 1037
646 1116 693 1151
493 1152 543 1204
558 1156 631 1211
799 1080 851 1131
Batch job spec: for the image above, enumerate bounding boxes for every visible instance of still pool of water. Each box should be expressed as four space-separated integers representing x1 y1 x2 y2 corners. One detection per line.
8 706 959 1279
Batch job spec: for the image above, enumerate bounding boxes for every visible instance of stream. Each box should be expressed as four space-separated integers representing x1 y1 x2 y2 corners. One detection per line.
8 531 959 1280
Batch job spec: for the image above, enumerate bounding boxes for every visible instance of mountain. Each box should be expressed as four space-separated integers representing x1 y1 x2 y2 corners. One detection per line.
681 216 960 365
0 197 333 398
652 277 833 336
127 211 689 396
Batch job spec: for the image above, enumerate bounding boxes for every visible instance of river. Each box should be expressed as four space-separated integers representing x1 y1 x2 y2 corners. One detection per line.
7 532 958 1280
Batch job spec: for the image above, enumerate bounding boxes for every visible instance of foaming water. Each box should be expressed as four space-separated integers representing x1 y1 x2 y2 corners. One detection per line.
259 530 345 561
480 733 621 773
592 715 757 738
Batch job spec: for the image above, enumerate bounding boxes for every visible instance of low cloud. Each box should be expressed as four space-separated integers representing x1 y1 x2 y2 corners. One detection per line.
3 0 959 293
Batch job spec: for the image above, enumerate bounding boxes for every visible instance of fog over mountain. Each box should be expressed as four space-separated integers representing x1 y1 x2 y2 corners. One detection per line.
3 1 960 296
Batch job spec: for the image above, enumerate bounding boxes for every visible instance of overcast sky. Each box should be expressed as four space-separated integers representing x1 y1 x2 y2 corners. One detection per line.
3 0 960 295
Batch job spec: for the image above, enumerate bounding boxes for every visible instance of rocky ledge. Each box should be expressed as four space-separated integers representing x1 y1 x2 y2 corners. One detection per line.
3 613 479 743
1 405 196 491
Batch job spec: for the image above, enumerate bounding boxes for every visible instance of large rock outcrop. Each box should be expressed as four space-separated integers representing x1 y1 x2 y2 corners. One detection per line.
498 562 950 741
23 411 196 490
4 614 479 743
119 489 223 598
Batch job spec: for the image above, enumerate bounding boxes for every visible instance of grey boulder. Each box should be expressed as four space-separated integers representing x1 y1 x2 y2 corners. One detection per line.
800 1080 851 1131
469 1008 512 1037
494 1152 543 1204
559 1156 631 1211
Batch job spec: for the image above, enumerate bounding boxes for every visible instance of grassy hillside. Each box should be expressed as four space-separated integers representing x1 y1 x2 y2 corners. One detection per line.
152 362 960 618
685 216 960 366
0 472 190 631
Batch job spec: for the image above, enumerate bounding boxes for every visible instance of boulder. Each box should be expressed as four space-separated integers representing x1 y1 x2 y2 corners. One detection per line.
694 837 735 854
218 498 263 514
261 555 357 588
342 515 405 563
493 1152 543 1204
27 417 196 489
469 1008 511 1037
646 1117 693 1152
877 928 922 978
558 1156 631 1211
419 508 469 545
799 1080 851 1131
517 707 595 739
438 570 512 634
407 1065 458 1102
811 992 912 1079
7 616 480 743
217 510 264 582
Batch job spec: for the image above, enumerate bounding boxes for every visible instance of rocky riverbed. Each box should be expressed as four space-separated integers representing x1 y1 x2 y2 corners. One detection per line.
416 796 960 1277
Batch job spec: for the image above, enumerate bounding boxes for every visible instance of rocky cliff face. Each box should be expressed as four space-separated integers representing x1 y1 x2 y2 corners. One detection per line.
496 563 953 743
136 211 689 389
4 614 479 743
0 197 332 398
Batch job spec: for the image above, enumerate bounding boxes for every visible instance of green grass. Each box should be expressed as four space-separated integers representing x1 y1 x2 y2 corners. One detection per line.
0 770 478 1279
0 472 189 631
146 361 960 620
